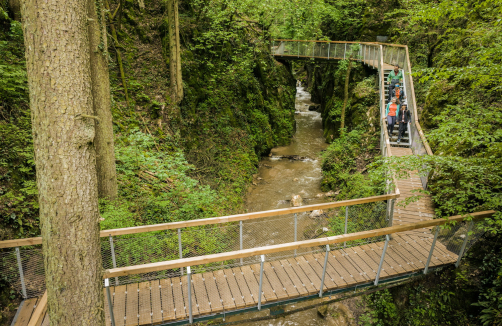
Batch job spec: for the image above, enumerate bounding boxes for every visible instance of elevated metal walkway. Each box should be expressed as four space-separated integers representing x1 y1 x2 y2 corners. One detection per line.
3 40 493 326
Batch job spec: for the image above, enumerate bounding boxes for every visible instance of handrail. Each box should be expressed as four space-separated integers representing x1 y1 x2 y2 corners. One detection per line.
272 39 407 48
103 210 496 278
0 193 399 249
27 290 47 326
404 46 433 155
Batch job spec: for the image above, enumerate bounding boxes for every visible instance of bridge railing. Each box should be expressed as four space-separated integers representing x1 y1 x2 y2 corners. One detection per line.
0 195 399 299
98 211 493 324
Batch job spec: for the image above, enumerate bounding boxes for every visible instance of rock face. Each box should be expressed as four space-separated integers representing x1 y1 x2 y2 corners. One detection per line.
310 209 324 218
291 195 302 207
308 104 321 111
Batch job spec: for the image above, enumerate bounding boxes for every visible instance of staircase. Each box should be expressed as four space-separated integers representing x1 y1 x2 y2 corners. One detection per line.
383 69 411 147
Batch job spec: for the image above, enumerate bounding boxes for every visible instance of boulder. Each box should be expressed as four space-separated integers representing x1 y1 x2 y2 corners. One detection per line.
310 209 324 218
317 305 329 318
293 178 299 182
325 190 340 197
291 195 302 207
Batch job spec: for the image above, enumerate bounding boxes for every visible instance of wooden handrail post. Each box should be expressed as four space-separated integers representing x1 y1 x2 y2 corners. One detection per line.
319 245 330 297
424 226 440 274
258 255 265 310
105 279 116 326
374 235 390 285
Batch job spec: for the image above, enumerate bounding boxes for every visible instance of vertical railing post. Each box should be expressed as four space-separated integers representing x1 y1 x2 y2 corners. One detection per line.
240 221 243 266
105 279 116 326
388 199 395 227
344 206 348 247
109 235 119 286
374 235 390 285
319 245 330 297
363 45 366 64
178 228 183 275
298 41 300 58
344 43 347 60
272 41 275 55
424 227 440 274
455 221 474 268
294 213 298 257
187 266 193 324
15 247 27 299
312 42 315 58
327 43 330 59
258 255 265 310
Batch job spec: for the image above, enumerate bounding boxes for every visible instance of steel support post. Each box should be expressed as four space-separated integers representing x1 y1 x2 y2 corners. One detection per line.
178 228 183 275
344 206 348 247
344 43 347 60
109 236 119 285
15 247 27 298
187 266 193 323
272 41 275 55
424 227 440 274
294 213 298 257
374 235 390 285
240 221 243 265
298 42 300 58
363 45 366 64
258 255 265 310
456 221 474 267
105 279 116 326
312 42 315 58
319 245 330 297
388 199 395 227
327 43 330 59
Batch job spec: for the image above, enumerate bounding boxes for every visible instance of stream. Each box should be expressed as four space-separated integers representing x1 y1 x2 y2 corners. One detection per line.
228 86 356 325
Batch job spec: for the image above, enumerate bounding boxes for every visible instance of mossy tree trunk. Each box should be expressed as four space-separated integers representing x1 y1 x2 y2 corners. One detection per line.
341 55 353 133
20 0 105 325
88 0 118 200
167 0 183 104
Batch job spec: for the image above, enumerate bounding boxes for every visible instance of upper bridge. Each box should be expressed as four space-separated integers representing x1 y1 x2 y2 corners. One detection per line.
2 40 493 326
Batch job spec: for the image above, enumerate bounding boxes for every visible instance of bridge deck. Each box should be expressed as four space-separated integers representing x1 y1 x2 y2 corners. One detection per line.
16 54 443 326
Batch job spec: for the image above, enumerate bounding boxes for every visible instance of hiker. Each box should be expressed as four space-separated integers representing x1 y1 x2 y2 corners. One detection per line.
397 103 411 143
387 65 403 102
385 97 400 137
389 83 406 104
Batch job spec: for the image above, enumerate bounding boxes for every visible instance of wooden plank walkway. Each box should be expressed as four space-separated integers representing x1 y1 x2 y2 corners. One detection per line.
13 55 443 326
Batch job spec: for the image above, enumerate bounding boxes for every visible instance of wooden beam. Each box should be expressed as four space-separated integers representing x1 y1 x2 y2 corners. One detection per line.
103 210 495 278
27 291 47 326
0 193 398 249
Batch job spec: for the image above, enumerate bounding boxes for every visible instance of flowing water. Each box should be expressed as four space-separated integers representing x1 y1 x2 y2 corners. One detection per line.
232 86 354 325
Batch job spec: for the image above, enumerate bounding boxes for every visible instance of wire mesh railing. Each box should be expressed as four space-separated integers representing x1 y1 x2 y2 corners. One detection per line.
100 212 492 325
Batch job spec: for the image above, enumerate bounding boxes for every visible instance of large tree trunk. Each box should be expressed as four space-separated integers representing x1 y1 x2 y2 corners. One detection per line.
167 0 183 103
20 1 105 325
88 0 118 200
340 55 353 133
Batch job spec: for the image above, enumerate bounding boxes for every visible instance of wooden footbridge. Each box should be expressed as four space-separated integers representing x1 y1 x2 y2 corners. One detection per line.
3 40 495 326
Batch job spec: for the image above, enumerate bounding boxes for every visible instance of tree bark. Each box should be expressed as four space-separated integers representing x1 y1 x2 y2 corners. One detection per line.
88 0 118 200
167 0 183 103
20 1 105 325
341 55 353 133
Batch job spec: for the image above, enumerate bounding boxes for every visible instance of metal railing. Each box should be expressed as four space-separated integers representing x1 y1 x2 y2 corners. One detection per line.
100 211 493 326
0 197 397 299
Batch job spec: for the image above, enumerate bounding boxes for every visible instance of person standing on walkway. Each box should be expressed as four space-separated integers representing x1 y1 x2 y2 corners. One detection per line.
386 97 400 137
387 65 403 102
396 103 411 143
390 83 406 104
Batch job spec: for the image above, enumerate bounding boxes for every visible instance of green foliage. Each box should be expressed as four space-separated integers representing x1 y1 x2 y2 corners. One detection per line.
321 130 384 199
